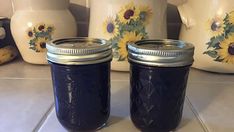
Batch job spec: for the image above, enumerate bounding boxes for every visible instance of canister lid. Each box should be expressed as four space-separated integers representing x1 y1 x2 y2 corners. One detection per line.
128 39 194 67
46 37 112 65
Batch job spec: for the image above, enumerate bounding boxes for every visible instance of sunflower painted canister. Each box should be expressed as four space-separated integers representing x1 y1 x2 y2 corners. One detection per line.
89 0 170 71
11 0 77 64
175 0 234 73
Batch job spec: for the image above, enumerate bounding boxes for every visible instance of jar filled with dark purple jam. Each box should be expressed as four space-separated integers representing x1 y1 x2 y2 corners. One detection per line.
128 40 194 132
46 38 112 131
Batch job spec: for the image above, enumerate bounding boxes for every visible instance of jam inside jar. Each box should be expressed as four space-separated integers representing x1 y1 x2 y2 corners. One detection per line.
130 63 191 132
128 40 194 132
50 61 110 131
47 38 112 131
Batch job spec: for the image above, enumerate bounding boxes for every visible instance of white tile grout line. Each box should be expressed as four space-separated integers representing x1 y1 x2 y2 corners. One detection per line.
185 96 210 132
33 103 55 132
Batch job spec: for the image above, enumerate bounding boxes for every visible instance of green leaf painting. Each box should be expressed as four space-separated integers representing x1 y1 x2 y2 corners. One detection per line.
204 11 234 64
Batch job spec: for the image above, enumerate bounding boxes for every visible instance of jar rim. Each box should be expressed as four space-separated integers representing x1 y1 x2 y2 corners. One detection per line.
46 37 112 65
127 39 194 67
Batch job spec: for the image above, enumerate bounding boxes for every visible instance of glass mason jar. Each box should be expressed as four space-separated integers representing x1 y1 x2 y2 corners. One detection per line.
128 40 194 132
47 38 112 131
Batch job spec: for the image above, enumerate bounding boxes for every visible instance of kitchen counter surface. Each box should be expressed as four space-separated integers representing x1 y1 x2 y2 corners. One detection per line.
1 58 234 132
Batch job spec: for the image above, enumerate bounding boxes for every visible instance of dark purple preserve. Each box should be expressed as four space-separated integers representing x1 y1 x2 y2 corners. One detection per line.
47 38 112 131
128 40 194 132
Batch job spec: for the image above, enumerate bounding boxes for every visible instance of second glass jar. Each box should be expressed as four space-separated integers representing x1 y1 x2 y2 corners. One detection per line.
128 39 194 132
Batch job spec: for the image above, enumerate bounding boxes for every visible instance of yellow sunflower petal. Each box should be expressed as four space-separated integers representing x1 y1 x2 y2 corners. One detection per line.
218 34 234 64
228 11 234 24
46 25 55 35
35 37 48 52
118 2 140 24
26 28 34 39
103 17 119 38
118 32 143 59
223 55 234 64
35 23 46 32
139 5 153 25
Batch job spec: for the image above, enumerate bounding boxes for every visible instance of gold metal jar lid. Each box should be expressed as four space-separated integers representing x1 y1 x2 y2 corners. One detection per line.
46 37 112 65
128 39 194 67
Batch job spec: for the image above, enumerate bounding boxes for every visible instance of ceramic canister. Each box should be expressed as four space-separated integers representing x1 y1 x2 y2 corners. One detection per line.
88 0 170 71
11 0 77 64
175 0 234 73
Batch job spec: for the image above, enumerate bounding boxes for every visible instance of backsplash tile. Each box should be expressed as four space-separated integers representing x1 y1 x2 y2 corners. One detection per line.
0 0 13 18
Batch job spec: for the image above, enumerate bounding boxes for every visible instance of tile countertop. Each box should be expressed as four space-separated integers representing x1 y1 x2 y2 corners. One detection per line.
1 58 234 132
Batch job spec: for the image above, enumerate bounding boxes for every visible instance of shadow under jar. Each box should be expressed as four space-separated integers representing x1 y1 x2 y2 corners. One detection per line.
47 38 112 131
128 40 194 132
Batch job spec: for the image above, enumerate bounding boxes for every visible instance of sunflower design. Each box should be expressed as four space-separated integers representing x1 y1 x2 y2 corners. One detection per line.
104 2 151 61
118 32 143 59
27 23 55 52
118 2 140 24
103 17 119 38
36 24 46 32
139 5 153 25
228 11 234 24
34 37 48 52
47 25 55 35
207 16 225 37
218 34 234 64
205 11 234 64
27 29 34 38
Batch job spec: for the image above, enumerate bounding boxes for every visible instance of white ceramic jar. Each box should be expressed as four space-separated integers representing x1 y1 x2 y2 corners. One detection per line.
89 0 174 71
176 0 234 73
11 0 77 64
